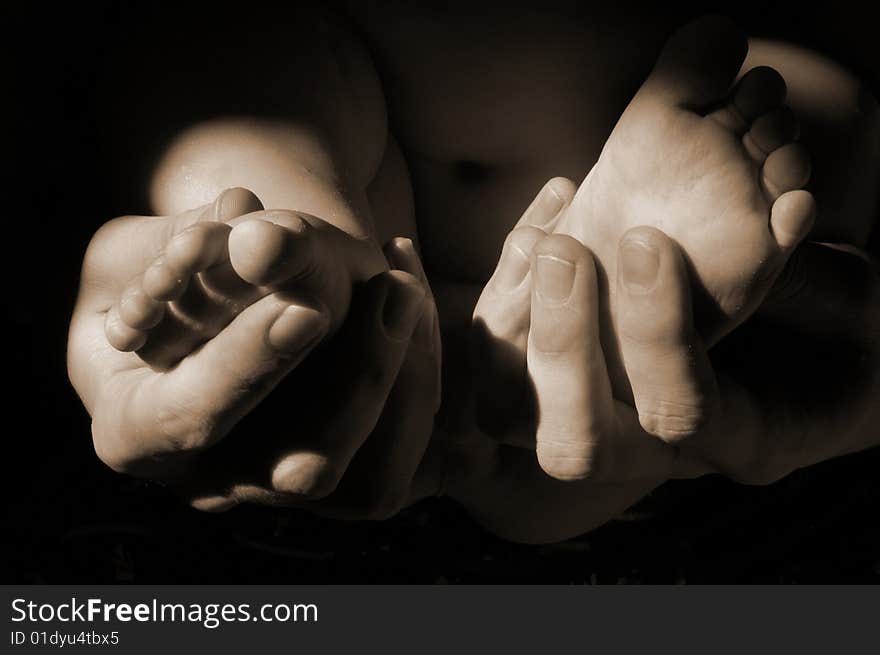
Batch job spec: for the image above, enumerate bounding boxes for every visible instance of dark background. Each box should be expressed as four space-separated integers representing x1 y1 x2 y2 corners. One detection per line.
5 1 879 583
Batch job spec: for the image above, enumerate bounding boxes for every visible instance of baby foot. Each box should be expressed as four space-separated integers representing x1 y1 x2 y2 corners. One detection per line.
104 196 383 370
552 17 816 441
557 16 815 347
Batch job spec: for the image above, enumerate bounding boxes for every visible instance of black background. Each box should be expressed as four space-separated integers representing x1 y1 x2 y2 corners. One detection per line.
5 1 880 584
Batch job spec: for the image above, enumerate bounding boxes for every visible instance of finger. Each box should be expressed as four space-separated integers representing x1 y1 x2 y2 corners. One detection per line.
179 276 438 518
527 234 616 480
103 304 148 352
471 225 547 443
98 294 331 473
297 238 441 519
268 270 426 500
527 234 681 480
515 177 576 231
471 179 575 443
311 302 441 520
617 226 719 443
384 236 442 384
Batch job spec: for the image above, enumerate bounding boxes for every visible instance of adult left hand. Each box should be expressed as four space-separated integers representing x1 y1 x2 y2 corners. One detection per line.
454 180 879 543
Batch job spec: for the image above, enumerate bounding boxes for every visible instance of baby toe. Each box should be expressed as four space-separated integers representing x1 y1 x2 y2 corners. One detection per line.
118 279 165 330
762 142 812 199
770 190 816 250
164 222 231 275
228 217 312 287
709 66 787 134
144 223 232 301
732 66 787 121
142 256 189 301
743 106 799 163
644 16 747 108
105 305 147 352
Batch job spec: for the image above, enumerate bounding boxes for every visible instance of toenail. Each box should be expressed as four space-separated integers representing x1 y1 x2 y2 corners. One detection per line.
620 239 660 293
535 254 575 304
215 187 263 220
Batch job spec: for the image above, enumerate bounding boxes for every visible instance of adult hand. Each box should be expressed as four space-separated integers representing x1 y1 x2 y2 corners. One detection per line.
458 207 879 542
447 181 704 543
471 180 705 482
687 240 880 484
68 189 442 519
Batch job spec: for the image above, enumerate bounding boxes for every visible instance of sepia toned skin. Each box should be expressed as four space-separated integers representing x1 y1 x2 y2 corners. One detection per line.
68 4 880 541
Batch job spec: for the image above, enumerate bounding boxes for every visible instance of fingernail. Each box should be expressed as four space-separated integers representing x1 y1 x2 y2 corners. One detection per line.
620 239 660 293
213 187 264 221
268 305 329 354
520 181 566 227
494 241 531 293
382 273 426 341
535 254 575 304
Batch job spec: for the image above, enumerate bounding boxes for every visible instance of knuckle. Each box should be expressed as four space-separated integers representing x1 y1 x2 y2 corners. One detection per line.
530 310 587 355
474 297 527 340
506 225 547 252
534 233 588 260
638 397 712 444
621 313 690 349
536 424 606 481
